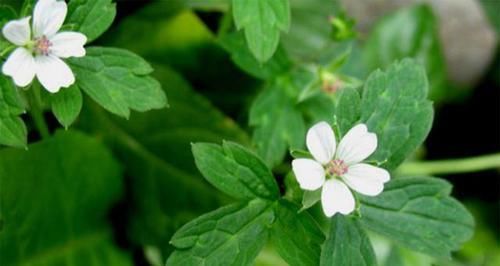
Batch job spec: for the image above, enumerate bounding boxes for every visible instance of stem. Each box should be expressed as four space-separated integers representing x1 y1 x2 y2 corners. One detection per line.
398 153 500 176
27 83 50 139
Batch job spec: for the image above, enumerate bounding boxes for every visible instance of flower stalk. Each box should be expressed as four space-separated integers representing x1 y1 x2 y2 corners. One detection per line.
27 82 50 139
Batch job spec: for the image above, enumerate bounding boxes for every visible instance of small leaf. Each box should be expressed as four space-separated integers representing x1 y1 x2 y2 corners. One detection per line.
359 176 475 258
167 199 274 265
192 141 280 201
218 32 292 79
66 0 116 43
0 75 26 148
0 130 133 265
68 47 167 118
320 215 377 266
300 189 321 211
364 5 447 101
232 0 290 62
51 84 83 128
271 200 325 266
360 59 433 170
250 76 306 168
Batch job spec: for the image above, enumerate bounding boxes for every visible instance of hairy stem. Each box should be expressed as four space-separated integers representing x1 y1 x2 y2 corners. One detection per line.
27 83 50 139
398 153 500 176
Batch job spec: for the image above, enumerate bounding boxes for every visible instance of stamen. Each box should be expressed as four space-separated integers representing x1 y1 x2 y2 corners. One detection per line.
327 159 348 176
35 36 52 56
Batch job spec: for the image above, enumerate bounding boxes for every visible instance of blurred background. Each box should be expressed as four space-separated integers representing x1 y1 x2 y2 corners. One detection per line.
1 0 498 265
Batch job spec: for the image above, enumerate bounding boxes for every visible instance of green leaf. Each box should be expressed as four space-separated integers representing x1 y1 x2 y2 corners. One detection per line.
360 59 433 170
335 87 361 136
271 200 325 266
218 32 292 79
232 0 290 62
0 130 132 265
0 5 16 53
167 199 274 266
76 65 249 258
0 75 26 148
320 215 377 266
364 5 447 102
66 0 116 43
50 84 83 128
300 189 321 211
359 177 475 258
68 47 167 118
250 76 306 168
192 141 280 201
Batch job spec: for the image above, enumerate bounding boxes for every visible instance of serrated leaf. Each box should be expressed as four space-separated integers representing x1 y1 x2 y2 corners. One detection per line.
364 5 447 102
0 130 132 265
320 215 377 266
335 87 361 136
66 0 116 43
232 0 290 62
250 76 306 168
68 47 167 118
0 75 26 148
192 141 280 201
360 59 433 170
167 199 274 266
359 177 475 258
50 84 82 128
271 200 325 266
76 65 249 258
218 32 292 79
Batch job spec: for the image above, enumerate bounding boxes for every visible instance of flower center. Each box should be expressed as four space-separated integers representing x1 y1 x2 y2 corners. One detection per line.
327 159 348 176
34 36 52 55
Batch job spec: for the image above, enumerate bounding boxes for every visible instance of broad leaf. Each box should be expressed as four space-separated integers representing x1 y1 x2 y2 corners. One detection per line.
66 0 116 43
359 177 474 258
167 199 274 266
250 75 306 168
271 200 325 266
68 47 167 118
0 75 26 148
50 84 83 128
364 5 447 101
360 59 433 170
320 215 377 266
192 141 280 201
76 65 249 258
0 130 132 265
218 32 292 80
232 0 290 62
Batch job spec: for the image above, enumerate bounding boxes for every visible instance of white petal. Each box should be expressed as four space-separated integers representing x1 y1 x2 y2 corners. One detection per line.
35 55 74 93
306 121 336 164
2 48 36 87
342 163 390 196
337 124 377 165
2 17 31 45
321 179 355 217
292 159 325 190
33 0 67 38
49 32 87 58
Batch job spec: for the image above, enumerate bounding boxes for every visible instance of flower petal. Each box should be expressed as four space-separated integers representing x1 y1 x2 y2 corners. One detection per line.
2 17 31 45
321 179 355 217
337 124 377 165
33 0 67 38
306 121 336 164
50 32 87 58
2 47 36 87
342 163 390 196
35 55 74 93
292 159 325 190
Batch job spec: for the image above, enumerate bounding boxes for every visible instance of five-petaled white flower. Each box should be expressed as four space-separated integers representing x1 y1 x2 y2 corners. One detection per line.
292 121 390 217
1 0 86 93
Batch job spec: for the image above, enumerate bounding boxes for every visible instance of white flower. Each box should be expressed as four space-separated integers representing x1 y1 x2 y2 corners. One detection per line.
292 121 390 217
1 0 86 93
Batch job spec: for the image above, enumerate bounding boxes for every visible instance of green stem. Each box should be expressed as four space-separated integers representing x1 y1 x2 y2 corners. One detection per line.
398 153 500 176
27 83 50 139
